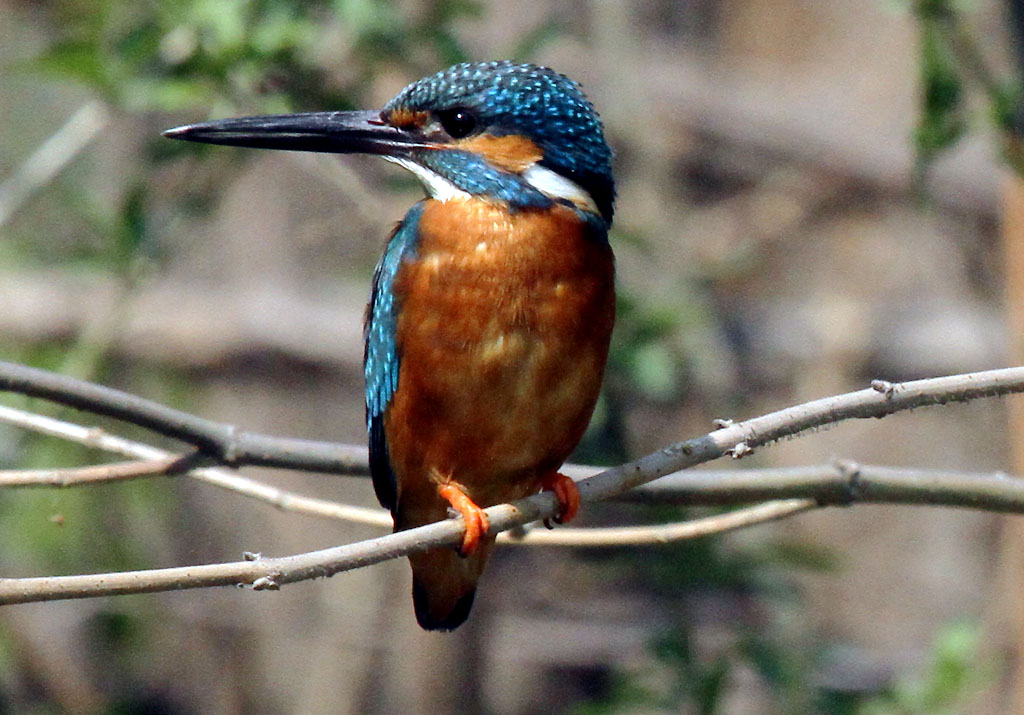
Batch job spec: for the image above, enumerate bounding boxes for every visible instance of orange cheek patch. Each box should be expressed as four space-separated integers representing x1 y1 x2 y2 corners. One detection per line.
386 107 429 129
453 134 543 173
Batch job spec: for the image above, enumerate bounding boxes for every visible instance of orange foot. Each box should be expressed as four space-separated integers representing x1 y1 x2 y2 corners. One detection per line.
438 483 490 557
539 471 580 525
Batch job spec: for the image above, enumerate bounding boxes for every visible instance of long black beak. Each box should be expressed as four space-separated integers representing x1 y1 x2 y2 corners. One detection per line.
162 110 427 156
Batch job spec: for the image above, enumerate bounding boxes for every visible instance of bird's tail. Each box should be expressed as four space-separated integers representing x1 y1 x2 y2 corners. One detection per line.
408 538 494 630
396 496 494 630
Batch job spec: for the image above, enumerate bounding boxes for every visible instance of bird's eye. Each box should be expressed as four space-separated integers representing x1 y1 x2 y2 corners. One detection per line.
436 108 478 139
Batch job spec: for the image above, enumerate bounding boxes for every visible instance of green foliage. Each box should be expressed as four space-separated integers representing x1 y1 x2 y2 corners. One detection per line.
914 17 965 167
568 519 841 713
27 0 485 115
578 617 992 714
853 622 990 715
610 293 687 402
910 0 966 190
575 628 731 715
909 0 1024 179
507 19 568 62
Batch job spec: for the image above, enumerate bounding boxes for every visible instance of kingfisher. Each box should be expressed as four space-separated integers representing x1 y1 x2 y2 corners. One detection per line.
164 61 616 630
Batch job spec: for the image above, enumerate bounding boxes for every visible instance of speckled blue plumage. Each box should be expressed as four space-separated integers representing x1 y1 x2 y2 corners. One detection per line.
365 201 425 510
386 61 615 222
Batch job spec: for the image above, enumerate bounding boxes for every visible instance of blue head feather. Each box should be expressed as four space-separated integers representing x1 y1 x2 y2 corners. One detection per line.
385 61 615 223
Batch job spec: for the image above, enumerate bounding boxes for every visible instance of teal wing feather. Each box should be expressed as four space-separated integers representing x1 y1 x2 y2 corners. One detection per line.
364 201 425 512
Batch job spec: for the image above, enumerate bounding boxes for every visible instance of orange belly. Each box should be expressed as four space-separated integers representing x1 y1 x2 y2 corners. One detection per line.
384 199 615 511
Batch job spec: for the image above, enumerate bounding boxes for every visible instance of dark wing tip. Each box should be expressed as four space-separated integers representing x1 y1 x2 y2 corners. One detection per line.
368 415 398 512
413 579 476 631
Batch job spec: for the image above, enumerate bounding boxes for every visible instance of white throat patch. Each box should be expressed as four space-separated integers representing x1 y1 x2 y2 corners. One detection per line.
383 156 471 202
385 155 599 215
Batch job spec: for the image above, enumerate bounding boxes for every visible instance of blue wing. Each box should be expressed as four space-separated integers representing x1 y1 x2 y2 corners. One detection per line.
364 201 426 512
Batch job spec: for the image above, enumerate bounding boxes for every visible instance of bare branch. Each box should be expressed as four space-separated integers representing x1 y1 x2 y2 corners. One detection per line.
1 366 1024 604
0 404 390 527
505 499 816 546
0 403 816 545
0 360 367 474
0 403 851 547
0 457 186 487
3 361 1023 479
0 101 109 228
621 461 1024 512
5 393 1020 549
0 500 820 605
567 366 1024 508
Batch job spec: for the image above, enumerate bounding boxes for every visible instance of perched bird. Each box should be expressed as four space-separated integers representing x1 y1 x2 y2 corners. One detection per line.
164 61 615 630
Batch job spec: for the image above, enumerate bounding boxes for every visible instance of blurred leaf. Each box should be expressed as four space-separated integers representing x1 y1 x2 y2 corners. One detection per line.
694 657 730 715
740 634 795 690
123 77 216 110
506 18 566 61
992 81 1024 135
334 0 399 35
629 342 678 399
912 0 956 21
86 609 142 650
913 15 966 185
191 0 248 54
608 292 687 401
31 40 112 90
429 0 484 24
750 540 840 573
439 31 472 66
115 184 147 267
921 623 979 710
857 622 991 715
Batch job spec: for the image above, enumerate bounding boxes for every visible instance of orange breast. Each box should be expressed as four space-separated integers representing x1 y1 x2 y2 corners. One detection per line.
384 199 615 509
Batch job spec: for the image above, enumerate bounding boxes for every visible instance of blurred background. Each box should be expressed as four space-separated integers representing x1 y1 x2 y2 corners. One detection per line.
1 0 1022 712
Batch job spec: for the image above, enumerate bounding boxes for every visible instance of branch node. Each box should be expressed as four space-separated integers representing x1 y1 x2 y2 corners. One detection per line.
83 427 107 448
870 379 897 398
833 459 862 505
221 425 242 464
243 551 263 561
712 418 734 429
251 574 281 591
729 442 754 459
166 451 206 475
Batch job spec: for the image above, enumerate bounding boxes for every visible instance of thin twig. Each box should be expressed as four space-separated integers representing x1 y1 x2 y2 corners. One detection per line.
3 361 1024 478
1 367 1024 604
0 457 185 487
0 404 814 544
4 398 1024 549
0 101 109 228
505 499 816 545
621 461 1024 511
0 401 820 544
0 360 368 474
0 404 390 527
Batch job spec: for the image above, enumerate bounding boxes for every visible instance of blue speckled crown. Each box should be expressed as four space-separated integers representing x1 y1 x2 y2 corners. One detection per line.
386 61 615 222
